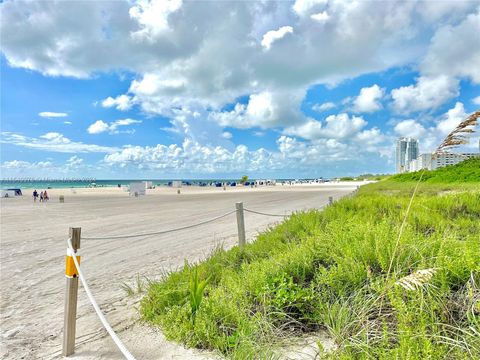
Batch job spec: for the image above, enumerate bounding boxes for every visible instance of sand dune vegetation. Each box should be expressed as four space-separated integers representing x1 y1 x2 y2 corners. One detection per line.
141 159 480 359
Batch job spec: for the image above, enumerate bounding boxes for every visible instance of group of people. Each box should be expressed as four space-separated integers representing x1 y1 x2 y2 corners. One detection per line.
32 189 49 203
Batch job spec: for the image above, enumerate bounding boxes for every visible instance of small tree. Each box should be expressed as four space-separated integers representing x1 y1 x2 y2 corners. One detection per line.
240 175 249 184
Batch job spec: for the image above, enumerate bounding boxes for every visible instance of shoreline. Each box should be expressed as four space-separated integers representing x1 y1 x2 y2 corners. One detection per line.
1 180 372 191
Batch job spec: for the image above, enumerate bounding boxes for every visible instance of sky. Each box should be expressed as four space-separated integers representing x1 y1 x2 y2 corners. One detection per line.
1 0 479 179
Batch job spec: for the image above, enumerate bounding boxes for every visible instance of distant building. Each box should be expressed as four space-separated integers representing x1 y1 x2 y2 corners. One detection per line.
430 152 480 170
407 152 479 172
396 137 419 173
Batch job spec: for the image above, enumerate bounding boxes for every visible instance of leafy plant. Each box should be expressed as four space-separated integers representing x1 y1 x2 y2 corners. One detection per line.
189 267 211 324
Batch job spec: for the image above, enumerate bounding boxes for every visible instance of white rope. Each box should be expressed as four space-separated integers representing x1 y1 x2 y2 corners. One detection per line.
243 208 290 217
67 237 136 360
243 202 329 218
82 209 237 240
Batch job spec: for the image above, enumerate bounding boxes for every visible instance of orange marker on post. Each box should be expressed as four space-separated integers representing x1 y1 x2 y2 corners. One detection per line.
66 248 80 278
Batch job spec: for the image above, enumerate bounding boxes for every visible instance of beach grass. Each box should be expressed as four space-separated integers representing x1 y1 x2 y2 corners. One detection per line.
141 159 480 359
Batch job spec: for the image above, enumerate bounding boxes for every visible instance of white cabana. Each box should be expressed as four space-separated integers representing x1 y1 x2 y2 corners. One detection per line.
129 182 146 196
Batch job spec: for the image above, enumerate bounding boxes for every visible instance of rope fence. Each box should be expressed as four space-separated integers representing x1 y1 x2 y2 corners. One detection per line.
82 209 237 240
62 195 344 358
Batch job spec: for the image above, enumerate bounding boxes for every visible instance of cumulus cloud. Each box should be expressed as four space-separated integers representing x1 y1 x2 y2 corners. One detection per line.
1 132 119 153
421 10 480 84
101 95 134 111
129 0 183 40
285 113 367 140
3 0 473 116
103 133 386 176
87 120 109 134
211 90 305 129
38 112 68 118
436 101 467 136
87 119 141 134
394 119 427 138
352 84 385 113
391 75 459 114
472 96 480 105
261 26 293 50
312 102 335 112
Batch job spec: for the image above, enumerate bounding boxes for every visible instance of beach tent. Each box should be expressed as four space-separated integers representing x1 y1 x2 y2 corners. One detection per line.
129 182 146 196
7 188 22 196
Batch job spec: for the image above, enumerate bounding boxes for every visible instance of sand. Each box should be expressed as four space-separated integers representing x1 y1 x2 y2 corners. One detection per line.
0 182 364 359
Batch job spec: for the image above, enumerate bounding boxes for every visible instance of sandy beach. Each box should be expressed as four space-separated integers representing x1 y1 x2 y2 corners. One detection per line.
0 183 364 359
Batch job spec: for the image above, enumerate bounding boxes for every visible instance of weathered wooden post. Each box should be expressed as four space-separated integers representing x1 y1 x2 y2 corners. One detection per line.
59 195 65 203
328 196 333 205
63 227 81 356
235 202 246 248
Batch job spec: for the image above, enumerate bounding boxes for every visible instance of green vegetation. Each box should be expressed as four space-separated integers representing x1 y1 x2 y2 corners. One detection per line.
141 161 480 359
390 158 480 183
189 267 211 324
240 175 249 184
338 174 391 181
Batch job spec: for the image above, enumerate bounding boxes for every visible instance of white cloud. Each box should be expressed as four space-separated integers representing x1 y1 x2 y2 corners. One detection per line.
66 155 84 168
129 0 183 40
103 133 386 176
87 119 142 134
38 112 68 118
101 95 134 111
222 131 232 139
394 119 426 138
261 26 293 50
472 96 480 105
293 0 328 17
284 113 367 140
212 90 305 129
421 10 480 84
311 11 329 22
87 120 110 134
312 102 335 112
1 132 119 153
352 84 385 113
391 75 459 114
1 160 54 169
436 101 467 136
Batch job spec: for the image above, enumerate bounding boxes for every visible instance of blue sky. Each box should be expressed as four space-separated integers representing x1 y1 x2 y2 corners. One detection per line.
1 0 479 179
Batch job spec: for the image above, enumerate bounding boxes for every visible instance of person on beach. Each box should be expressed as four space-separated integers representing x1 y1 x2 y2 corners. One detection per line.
33 190 38 202
40 191 44 202
43 190 49 202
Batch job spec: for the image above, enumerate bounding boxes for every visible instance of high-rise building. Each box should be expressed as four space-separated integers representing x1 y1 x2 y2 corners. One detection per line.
396 137 419 173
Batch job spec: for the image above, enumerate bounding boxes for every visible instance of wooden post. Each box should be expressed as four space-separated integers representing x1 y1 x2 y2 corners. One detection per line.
328 196 333 205
63 227 81 356
235 202 246 248
59 195 64 203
